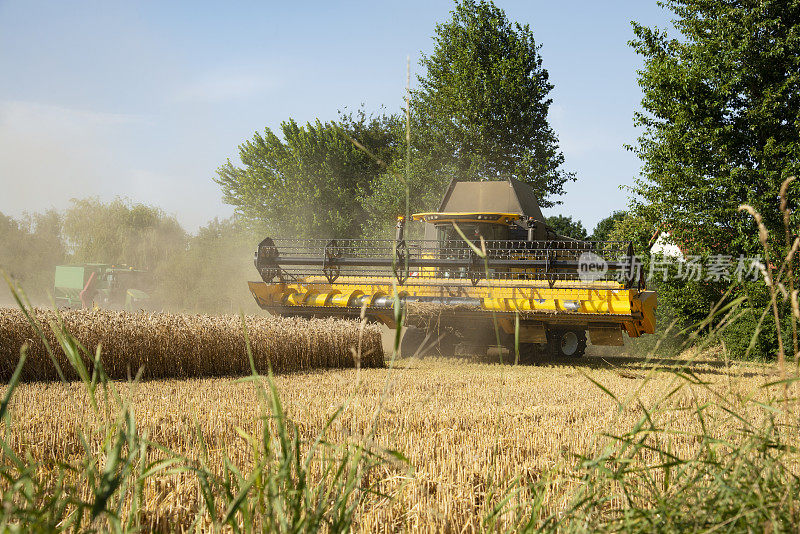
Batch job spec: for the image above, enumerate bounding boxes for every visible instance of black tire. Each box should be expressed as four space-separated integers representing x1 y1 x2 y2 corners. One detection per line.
547 329 587 358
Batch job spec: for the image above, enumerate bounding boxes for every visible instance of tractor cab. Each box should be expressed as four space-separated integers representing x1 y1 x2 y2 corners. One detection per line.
54 264 151 310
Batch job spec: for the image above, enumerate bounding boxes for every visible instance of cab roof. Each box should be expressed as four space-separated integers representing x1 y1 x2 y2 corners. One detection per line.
436 178 545 222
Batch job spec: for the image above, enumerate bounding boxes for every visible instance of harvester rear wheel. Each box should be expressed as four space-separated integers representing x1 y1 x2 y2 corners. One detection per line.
548 329 587 358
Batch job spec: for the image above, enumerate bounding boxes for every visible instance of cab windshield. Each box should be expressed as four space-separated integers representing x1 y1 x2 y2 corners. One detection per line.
436 223 509 244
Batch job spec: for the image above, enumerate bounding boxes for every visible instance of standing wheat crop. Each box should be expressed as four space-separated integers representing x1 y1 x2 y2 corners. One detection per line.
0 308 384 381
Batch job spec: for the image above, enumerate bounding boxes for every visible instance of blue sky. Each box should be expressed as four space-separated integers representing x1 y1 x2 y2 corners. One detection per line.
0 0 672 232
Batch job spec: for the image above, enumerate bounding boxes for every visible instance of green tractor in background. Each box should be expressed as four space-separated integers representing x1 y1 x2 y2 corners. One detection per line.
54 264 151 310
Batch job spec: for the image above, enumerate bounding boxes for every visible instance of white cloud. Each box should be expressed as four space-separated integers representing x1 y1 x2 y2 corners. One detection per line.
0 100 143 132
174 72 275 103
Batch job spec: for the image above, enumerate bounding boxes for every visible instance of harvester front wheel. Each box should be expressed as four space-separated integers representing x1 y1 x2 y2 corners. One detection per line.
548 329 586 358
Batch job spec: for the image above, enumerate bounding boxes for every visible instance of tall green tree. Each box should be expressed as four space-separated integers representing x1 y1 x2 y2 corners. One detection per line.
630 0 800 256
357 145 455 239
630 1 800 357
413 0 573 207
215 113 400 239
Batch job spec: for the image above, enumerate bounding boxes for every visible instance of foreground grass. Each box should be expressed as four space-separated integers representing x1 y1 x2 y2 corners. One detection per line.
2 354 786 532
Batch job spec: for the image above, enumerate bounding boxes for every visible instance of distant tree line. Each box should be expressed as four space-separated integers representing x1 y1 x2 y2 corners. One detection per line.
540 212 627 242
0 199 262 314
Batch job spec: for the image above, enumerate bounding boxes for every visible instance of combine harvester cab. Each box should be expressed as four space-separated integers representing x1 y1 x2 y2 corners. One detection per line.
248 179 656 360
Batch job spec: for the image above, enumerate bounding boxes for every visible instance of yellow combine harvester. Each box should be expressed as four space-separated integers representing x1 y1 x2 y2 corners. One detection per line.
248 179 656 361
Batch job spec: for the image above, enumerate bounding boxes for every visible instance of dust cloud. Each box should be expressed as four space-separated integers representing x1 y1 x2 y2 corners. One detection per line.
0 198 264 315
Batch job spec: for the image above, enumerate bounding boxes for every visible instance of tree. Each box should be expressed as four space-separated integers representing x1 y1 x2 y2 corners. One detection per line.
357 145 457 239
0 210 65 302
545 215 587 240
215 112 400 239
63 198 186 271
630 0 800 257
590 210 628 242
413 0 573 207
629 1 800 358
